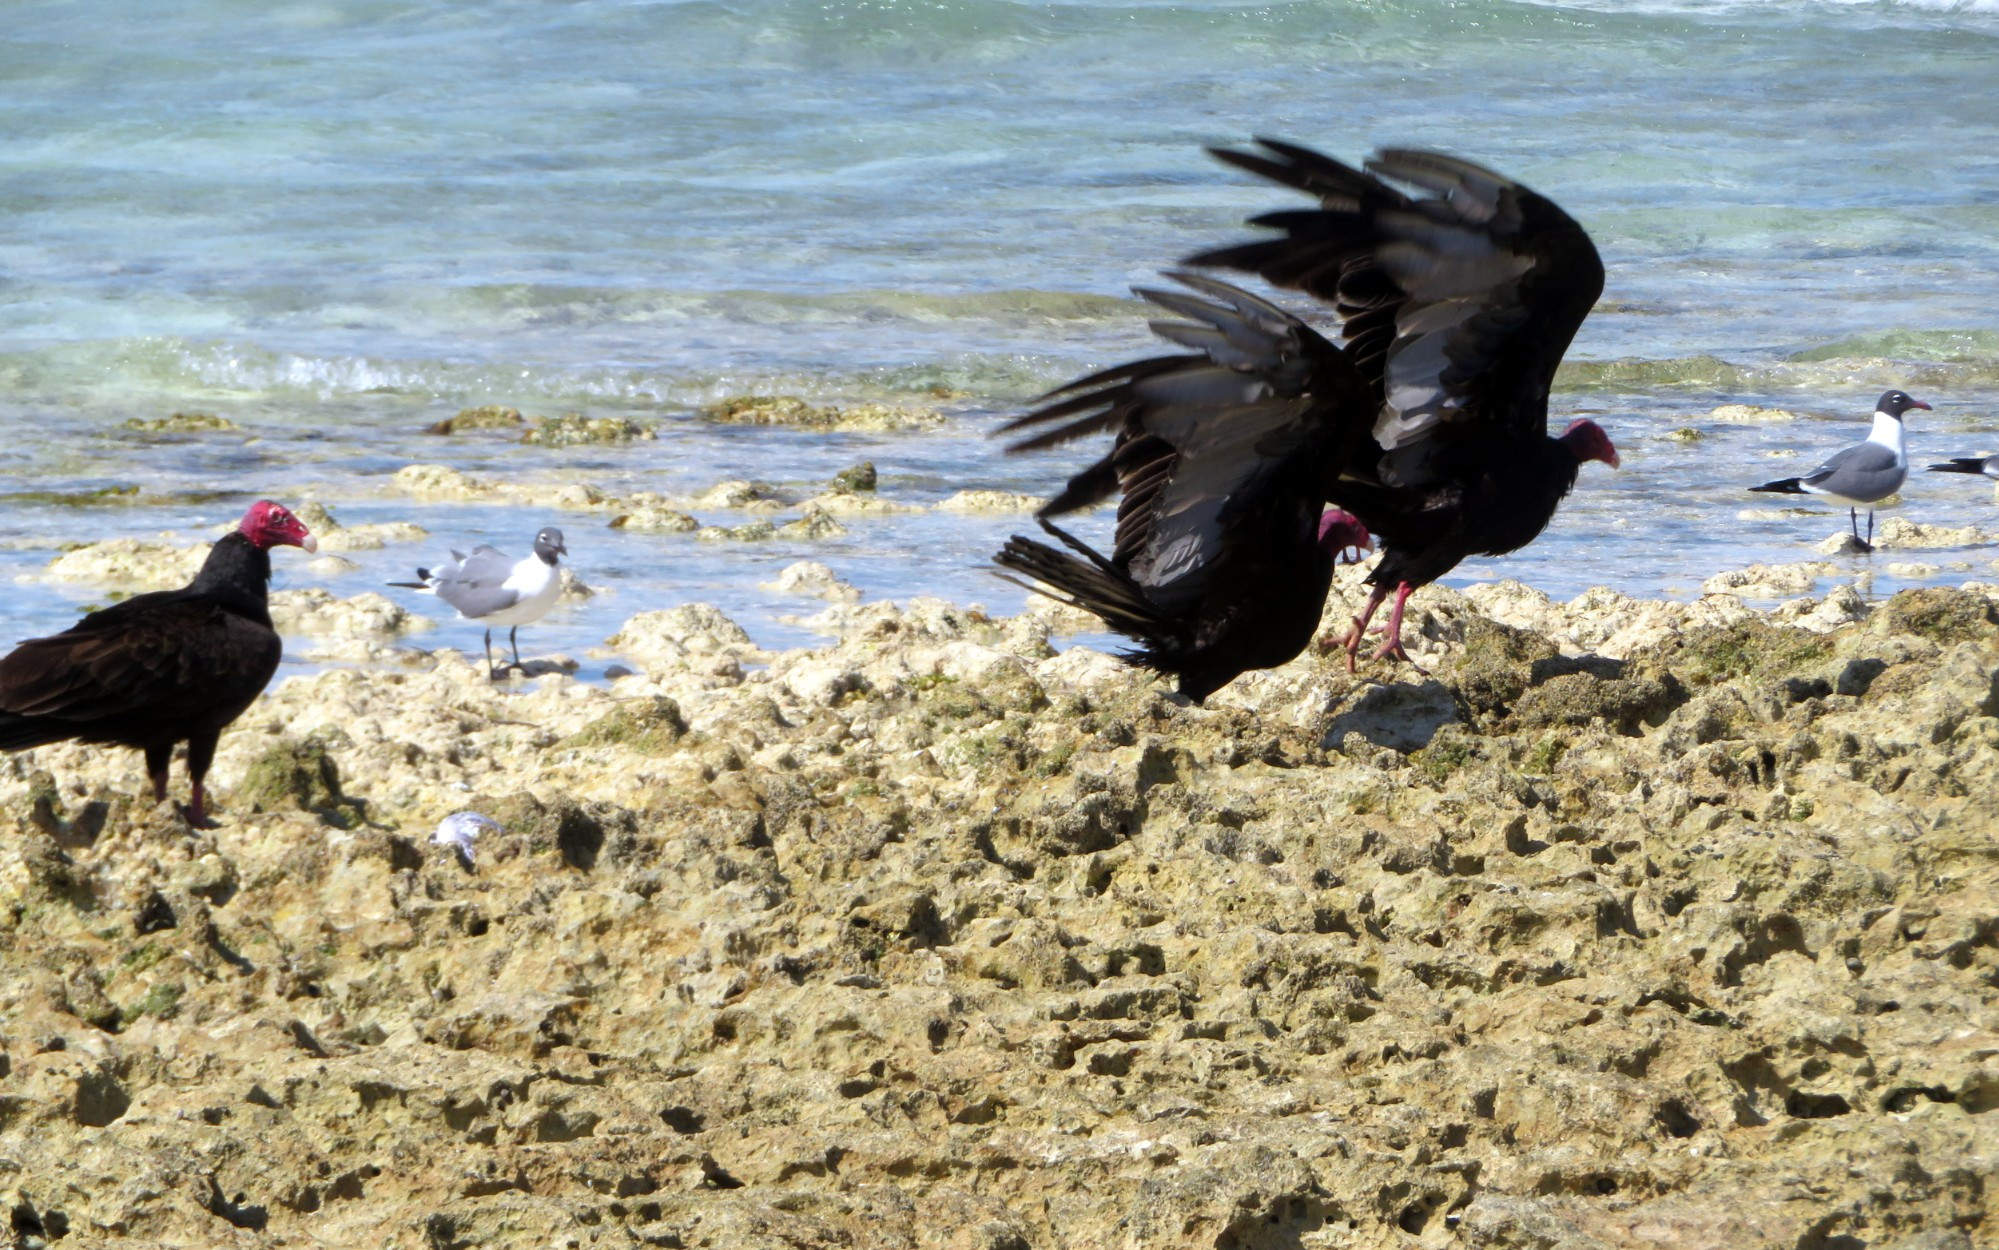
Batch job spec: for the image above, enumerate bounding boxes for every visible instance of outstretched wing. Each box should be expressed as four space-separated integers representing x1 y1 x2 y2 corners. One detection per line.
1000 271 1365 612
0 600 282 734
1192 140 1602 457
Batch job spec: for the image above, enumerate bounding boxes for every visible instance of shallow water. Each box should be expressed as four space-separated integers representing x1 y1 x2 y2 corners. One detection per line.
4 0 1998 677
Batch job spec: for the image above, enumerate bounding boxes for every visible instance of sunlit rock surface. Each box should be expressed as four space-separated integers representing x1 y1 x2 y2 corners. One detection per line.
1 574 1995 1248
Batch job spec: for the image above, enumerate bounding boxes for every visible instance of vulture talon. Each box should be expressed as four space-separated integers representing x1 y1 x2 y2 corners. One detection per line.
175 802 220 832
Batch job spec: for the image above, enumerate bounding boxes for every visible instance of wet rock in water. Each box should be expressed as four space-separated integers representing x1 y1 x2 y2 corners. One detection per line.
557 568 594 601
1669 425 1706 441
423 404 525 435
935 489 1045 514
520 414 655 446
269 589 431 639
120 411 239 434
5 578 1999 1247
609 505 700 533
762 560 860 601
776 507 846 540
392 463 493 500
306 554 361 577
829 461 877 494
605 602 763 670
688 480 775 510
1874 518 1993 549
41 537 209 589
800 491 924 516
1818 531 1876 556
1707 402 1805 422
695 520 777 543
700 394 945 431
291 500 427 552
1702 562 1838 599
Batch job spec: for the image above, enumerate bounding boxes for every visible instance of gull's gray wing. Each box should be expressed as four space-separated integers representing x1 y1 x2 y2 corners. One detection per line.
1803 442 1904 504
430 546 522 619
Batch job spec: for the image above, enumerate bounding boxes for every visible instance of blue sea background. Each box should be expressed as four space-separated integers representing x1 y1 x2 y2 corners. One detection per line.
3 0 1998 674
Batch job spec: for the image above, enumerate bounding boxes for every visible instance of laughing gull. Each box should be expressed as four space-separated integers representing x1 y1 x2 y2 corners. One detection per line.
391 526 566 677
1750 390 1930 552
1928 454 1999 481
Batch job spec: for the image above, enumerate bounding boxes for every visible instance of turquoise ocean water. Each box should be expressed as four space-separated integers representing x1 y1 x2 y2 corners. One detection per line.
3 0 1998 673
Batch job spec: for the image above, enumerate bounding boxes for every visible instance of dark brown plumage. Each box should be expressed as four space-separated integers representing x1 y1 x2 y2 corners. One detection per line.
1189 141 1618 667
993 273 1374 703
997 140 1618 693
0 500 316 827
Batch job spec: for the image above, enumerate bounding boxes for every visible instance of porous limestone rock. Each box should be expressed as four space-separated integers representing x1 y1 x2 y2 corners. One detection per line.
701 395 946 432
934 489 1045 514
40 537 210 589
762 560 860 601
520 414 655 446
2 580 1996 1250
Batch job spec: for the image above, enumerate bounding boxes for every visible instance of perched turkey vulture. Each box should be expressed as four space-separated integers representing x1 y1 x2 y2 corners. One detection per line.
997 140 1618 690
1751 390 1927 551
0 500 316 828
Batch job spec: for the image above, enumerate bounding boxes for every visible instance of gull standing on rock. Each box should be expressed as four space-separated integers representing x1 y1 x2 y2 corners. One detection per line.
391 527 567 678
1750 390 1929 552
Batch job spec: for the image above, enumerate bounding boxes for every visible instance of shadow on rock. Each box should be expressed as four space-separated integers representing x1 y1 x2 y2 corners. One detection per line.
1322 679 1459 753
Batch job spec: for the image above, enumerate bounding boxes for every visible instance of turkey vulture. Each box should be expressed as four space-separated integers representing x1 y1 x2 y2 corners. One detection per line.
388 526 565 678
0 500 317 828
997 140 1618 691
1751 389 1927 551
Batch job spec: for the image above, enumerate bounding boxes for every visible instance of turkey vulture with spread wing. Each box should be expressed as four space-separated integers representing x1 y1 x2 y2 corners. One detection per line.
0 500 316 828
997 140 1617 692
994 273 1375 703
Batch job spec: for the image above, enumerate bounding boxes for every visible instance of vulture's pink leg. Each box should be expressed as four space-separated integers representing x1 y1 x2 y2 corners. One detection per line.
1368 583 1426 673
1323 583 1393 673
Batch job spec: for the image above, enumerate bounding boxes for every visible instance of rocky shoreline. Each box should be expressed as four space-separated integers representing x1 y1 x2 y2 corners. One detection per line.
1 563 1995 1248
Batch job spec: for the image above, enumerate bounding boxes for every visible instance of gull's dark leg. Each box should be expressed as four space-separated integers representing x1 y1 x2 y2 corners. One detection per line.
1848 507 1874 553
484 627 503 680
510 626 523 670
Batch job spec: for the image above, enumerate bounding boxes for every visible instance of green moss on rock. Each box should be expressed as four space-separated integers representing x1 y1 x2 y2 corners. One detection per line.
236 739 349 822
1651 620 1834 687
1879 587 1998 644
700 395 943 432
1447 617 1561 723
1507 662 1683 734
831 462 878 494
121 412 237 434
521 414 654 447
555 697 688 755
425 405 525 435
